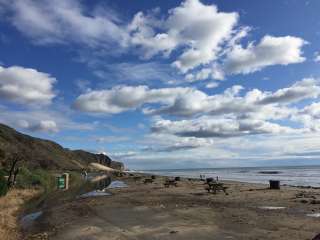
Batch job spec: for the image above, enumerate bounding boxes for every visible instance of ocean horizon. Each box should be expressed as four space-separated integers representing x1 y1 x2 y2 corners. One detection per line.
141 165 320 187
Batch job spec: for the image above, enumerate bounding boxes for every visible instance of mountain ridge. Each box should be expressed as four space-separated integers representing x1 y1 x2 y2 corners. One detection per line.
0 123 123 170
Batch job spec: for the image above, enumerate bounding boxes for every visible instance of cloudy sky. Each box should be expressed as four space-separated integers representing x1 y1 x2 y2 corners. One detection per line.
1 0 320 169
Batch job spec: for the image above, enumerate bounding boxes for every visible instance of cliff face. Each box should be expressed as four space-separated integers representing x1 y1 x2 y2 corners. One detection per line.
0 123 124 170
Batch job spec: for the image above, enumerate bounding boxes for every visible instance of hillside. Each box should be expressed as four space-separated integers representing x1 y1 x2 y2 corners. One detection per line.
0 123 123 170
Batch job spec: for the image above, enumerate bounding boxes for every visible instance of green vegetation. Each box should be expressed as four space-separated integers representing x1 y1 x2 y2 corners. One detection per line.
0 169 8 196
15 167 55 193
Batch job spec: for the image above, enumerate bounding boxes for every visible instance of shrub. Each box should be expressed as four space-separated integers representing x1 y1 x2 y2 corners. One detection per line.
15 167 54 192
0 169 8 196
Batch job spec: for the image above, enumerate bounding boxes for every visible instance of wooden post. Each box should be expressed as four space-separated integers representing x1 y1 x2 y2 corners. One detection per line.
63 173 69 190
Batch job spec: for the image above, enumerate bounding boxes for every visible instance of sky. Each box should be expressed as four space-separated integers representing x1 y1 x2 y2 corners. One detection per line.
1 0 320 170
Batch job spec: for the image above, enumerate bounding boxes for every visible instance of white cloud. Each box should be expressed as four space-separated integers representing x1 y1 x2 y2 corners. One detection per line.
129 0 238 73
73 85 194 114
224 35 306 75
0 106 94 133
151 117 296 139
314 52 320 62
73 79 320 118
1 0 307 83
258 78 320 105
18 120 59 133
2 0 127 47
0 65 56 105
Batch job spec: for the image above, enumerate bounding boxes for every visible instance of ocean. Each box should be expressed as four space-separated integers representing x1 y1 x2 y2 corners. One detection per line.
142 165 320 187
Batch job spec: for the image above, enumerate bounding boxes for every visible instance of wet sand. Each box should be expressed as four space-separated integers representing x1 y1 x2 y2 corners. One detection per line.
24 175 320 240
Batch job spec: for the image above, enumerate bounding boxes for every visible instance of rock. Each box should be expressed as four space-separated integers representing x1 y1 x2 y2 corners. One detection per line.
300 199 309 204
310 199 320 204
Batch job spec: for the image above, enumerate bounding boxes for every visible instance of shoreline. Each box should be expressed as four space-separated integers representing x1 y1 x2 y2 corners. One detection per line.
21 172 320 240
136 171 320 190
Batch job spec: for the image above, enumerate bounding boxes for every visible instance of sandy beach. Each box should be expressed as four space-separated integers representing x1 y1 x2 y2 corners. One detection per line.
21 174 320 240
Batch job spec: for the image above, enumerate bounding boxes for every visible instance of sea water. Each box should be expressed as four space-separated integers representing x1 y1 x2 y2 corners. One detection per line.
142 165 320 187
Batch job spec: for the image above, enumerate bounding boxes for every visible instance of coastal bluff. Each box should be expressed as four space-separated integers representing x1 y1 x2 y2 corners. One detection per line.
0 123 123 171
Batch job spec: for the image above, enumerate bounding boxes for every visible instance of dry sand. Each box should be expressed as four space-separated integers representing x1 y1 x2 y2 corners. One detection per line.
0 189 40 240
22 176 320 240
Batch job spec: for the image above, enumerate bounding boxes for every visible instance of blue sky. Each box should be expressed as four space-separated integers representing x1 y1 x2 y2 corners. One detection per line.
1 0 320 169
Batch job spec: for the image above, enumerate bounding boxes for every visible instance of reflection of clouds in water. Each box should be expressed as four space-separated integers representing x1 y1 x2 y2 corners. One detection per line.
95 177 112 190
20 211 43 229
107 180 128 189
307 213 320 218
79 191 112 198
259 206 286 210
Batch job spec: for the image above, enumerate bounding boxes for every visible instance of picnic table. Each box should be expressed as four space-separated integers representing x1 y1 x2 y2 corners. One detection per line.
143 178 154 184
164 179 178 188
205 181 228 195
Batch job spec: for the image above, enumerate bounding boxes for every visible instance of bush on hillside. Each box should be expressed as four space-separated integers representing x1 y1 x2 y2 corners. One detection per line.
15 167 54 192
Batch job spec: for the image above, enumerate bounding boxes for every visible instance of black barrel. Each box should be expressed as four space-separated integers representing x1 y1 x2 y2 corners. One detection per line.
269 180 280 190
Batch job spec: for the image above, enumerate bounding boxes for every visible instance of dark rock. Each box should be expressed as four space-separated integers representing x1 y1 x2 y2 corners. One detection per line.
300 199 309 204
258 171 282 174
310 199 320 204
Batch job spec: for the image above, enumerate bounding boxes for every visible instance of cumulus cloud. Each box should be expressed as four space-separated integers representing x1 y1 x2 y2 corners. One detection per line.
0 106 95 133
223 35 306 75
73 85 194 114
143 137 213 152
314 52 320 62
258 78 320 105
0 65 56 105
73 79 320 118
1 0 127 47
18 120 59 133
0 0 306 82
151 117 296 139
128 2 306 79
129 0 238 72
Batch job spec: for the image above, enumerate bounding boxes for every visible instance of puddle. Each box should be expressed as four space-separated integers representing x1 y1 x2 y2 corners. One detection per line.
259 206 286 210
79 190 112 198
107 180 128 189
20 211 43 229
307 213 320 218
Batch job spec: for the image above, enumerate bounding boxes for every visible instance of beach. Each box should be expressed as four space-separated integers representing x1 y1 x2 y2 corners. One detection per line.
22 174 320 240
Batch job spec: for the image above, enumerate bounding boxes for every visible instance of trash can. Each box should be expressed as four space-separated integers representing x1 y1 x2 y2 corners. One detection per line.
57 176 65 190
269 180 280 190
57 173 70 190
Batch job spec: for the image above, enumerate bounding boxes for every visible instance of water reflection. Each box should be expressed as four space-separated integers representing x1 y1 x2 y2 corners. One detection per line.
95 176 111 190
